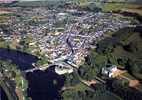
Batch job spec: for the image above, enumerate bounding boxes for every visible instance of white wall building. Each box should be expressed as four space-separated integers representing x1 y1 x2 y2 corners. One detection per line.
102 65 117 78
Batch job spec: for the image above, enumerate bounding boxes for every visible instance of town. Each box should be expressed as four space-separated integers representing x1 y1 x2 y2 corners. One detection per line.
0 7 132 68
0 0 142 100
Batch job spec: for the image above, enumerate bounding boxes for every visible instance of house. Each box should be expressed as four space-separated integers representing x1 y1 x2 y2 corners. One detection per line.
101 65 118 78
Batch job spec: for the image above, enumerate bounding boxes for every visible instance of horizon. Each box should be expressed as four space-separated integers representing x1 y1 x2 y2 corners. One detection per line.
0 0 142 5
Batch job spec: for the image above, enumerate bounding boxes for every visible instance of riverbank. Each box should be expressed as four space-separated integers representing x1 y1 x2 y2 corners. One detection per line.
0 73 18 100
0 48 39 100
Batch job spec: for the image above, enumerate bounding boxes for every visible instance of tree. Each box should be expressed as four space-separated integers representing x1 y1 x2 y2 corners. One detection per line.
129 61 142 80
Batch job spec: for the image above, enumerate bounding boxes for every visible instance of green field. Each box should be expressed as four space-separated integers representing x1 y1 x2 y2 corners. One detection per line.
102 3 142 14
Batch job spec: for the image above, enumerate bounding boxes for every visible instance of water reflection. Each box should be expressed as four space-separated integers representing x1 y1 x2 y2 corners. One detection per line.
0 87 8 100
26 66 65 100
0 48 65 100
0 48 39 70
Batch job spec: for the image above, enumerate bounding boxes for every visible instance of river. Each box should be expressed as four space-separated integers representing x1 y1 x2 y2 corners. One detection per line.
0 48 65 100
0 48 38 70
0 87 8 100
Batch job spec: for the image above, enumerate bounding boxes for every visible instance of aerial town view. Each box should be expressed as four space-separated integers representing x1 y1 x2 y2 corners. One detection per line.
0 0 142 100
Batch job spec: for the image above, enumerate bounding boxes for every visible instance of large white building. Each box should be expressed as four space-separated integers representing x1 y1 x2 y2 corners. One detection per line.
102 65 118 78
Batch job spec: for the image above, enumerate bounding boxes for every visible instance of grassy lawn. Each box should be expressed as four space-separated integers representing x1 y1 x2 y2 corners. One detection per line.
122 72 136 80
0 15 9 23
102 3 142 15
112 46 132 58
62 82 93 100
122 9 142 16
0 42 6 48
112 44 142 62
72 82 93 92
0 41 10 48
63 81 122 100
